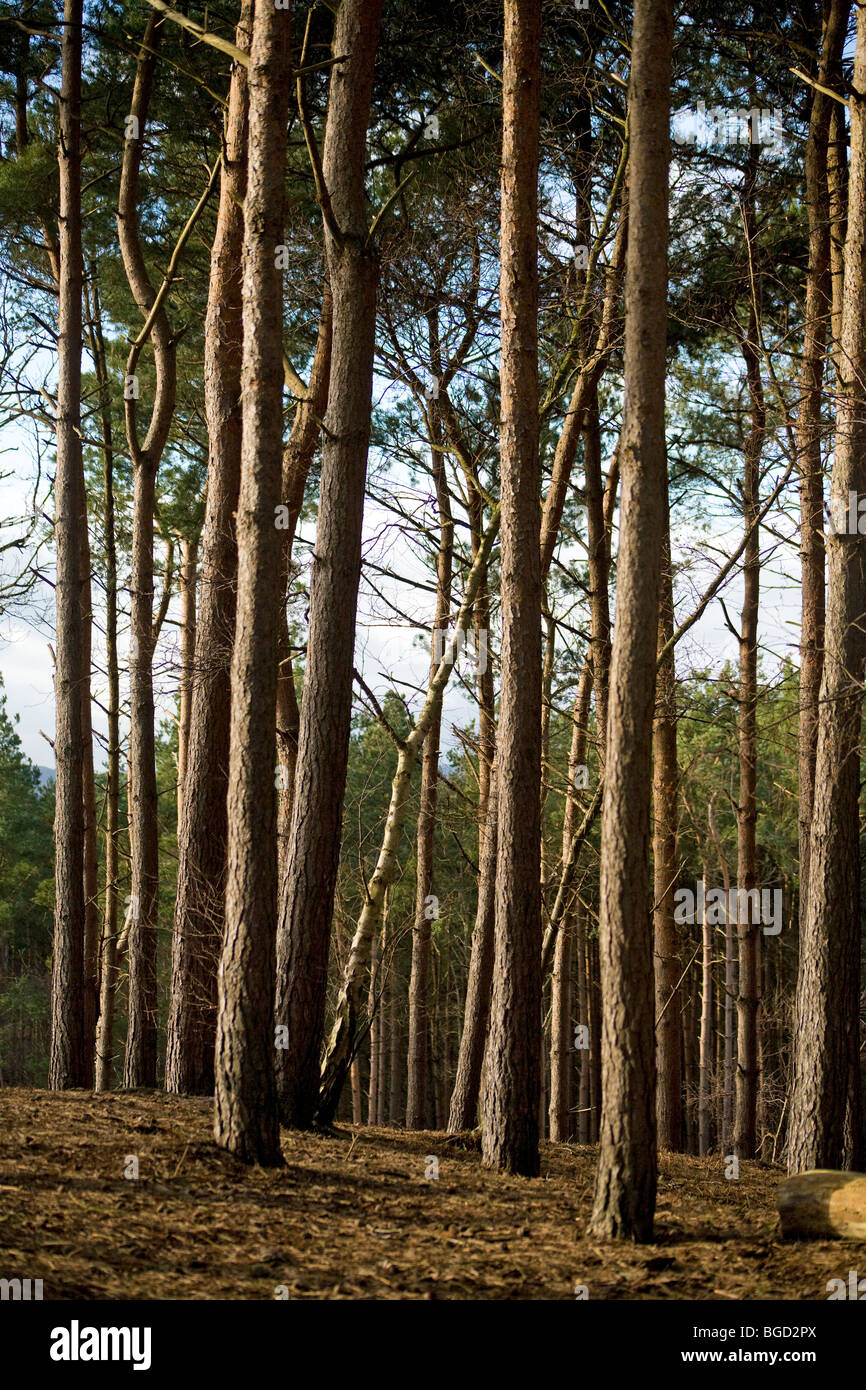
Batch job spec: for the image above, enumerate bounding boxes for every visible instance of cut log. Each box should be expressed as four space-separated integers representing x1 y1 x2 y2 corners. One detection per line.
778 1170 866 1240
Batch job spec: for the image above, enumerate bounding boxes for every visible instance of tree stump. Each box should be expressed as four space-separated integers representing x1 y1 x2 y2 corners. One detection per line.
778 1170 866 1240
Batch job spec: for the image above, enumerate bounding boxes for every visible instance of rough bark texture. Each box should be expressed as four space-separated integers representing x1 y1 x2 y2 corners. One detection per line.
797 0 849 927
276 280 333 876
165 5 250 1096
276 0 384 1129
213 0 292 1166
778 1170 866 1240
481 0 542 1179
788 3 866 1175
587 0 671 1241
49 0 87 1090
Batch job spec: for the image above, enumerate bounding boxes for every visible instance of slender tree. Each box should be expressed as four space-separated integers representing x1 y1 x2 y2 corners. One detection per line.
587 0 672 1241
118 14 177 1088
49 0 87 1090
480 0 542 1178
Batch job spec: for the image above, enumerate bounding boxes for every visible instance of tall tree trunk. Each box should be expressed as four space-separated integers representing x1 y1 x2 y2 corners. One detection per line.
118 14 178 1089
797 0 849 929
49 0 87 1090
407 387 452 1128
176 536 198 825
389 950 403 1127
276 280 333 875
446 483 496 1132
276 0 384 1129
480 0 543 1179
653 514 682 1150
698 864 713 1156
448 769 498 1132
367 927 380 1126
79 494 98 1085
587 0 671 1240
576 898 591 1143
166 4 250 1096
788 3 866 1174
707 794 734 1151
88 275 121 1092
734 169 764 1159
212 0 292 1166
550 661 592 1141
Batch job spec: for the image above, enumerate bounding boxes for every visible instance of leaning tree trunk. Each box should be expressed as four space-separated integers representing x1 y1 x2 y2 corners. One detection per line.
165 1 250 1096
276 0 384 1130
788 1 866 1175
212 0 292 1166
447 768 499 1132
445 479 496 1133
480 0 543 1180
406 387 453 1128
49 0 87 1090
317 521 500 1125
587 0 672 1241
118 14 178 1089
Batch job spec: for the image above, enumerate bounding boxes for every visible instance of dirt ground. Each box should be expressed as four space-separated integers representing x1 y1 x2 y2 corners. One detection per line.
0 1088 862 1300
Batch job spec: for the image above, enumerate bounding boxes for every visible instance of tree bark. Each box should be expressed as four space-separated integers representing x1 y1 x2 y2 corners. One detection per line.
276 0 384 1129
118 14 178 1089
49 0 87 1090
797 0 849 928
88 274 121 1092
212 0 292 1166
587 0 671 1240
788 2 866 1175
165 3 250 1096
276 279 333 875
480 0 543 1180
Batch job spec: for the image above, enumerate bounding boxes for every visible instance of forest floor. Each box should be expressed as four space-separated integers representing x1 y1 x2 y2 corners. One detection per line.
0 1088 862 1300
